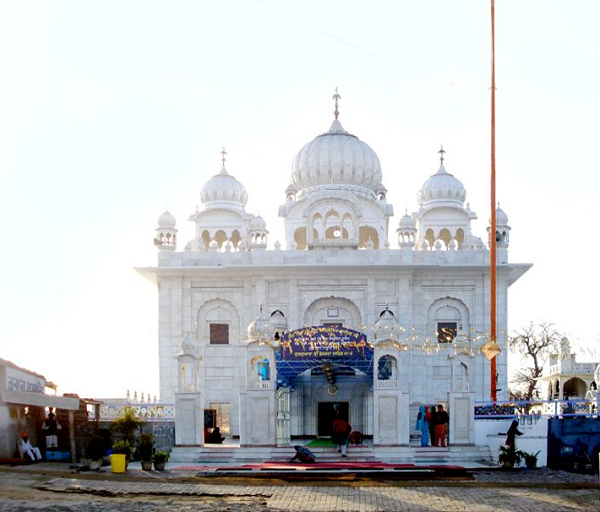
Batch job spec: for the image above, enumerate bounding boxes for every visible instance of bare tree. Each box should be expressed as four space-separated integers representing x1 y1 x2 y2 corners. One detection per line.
508 322 563 399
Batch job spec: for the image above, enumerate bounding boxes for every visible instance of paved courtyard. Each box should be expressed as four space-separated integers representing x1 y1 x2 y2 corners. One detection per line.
0 464 597 511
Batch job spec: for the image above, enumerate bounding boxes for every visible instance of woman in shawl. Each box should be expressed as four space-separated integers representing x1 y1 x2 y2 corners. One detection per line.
415 405 429 447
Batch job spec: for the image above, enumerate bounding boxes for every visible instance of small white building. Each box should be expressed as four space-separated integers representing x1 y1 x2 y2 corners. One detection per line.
138 98 531 447
537 339 598 400
0 358 79 458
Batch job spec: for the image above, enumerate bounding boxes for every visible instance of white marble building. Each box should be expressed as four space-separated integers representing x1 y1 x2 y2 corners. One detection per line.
138 100 531 447
537 338 598 400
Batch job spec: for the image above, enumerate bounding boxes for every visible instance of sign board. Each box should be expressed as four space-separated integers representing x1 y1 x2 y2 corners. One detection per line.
280 326 370 360
5 366 45 393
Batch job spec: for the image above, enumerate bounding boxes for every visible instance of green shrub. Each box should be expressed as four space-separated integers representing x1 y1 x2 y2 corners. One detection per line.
136 432 155 462
152 450 169 464
111 407 145 445
112 440 132 459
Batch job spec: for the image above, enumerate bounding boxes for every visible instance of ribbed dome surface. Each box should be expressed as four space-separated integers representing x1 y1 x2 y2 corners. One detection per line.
250 215 267 230
291 119 382 192
157 210 176 229
399 212 415 229
496 205 509 225
418 163 466 207
201 166 248 207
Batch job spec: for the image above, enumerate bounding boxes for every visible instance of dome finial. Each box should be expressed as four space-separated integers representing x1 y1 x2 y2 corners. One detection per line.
221 146 227 166
438 145 445 164
332 87 341 120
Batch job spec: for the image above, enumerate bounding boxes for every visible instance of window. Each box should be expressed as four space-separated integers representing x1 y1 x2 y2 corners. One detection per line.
437 322 457 343
209 323 229 345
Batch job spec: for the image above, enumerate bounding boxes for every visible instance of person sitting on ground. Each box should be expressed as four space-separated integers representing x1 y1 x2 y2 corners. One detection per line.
21 433 42 462
205 427 225 444
289 445 316 463
349 431 363 445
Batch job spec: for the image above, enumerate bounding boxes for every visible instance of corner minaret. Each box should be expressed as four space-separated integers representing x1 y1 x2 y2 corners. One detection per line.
154 210 177 251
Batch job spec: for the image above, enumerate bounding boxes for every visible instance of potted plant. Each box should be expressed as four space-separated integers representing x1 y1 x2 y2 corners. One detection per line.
85 435 106 470
137 432 155 471
111 407 145 446
110 440 132 473
523 450 540 469
498 445 524 469
152 450 169 471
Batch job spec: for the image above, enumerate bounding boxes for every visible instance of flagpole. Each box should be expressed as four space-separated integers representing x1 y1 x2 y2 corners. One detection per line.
490 0 498 402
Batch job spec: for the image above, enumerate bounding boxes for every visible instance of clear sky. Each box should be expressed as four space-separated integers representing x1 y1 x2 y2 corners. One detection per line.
1 1 598 399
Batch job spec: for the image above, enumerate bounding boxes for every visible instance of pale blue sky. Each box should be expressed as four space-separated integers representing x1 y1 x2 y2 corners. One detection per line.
1 1 598 398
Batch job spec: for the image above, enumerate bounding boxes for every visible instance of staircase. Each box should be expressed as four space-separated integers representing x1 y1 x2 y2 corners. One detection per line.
170 443 492 466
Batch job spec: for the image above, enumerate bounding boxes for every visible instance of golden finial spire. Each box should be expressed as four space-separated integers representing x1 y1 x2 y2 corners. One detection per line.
221 147 227 166
332 87 341 120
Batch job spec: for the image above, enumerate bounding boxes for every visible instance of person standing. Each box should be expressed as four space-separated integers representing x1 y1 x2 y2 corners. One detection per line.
415 405 429 447
428 405 437 447
505 420 523 449
332 417 352 457
42 409 61 449
434 404 449 447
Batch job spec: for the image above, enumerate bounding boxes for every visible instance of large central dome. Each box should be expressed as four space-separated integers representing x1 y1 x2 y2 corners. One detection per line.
291 119 382 193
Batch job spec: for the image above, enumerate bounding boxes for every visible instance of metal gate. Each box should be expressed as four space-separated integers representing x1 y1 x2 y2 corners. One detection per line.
276 387 291 446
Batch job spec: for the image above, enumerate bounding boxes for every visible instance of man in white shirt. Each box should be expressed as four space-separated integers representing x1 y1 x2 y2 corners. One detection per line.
21 433 42 462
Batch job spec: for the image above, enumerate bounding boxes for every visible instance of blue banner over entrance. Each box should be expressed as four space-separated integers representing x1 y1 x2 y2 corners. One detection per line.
281 326 370 360
275 326 373 385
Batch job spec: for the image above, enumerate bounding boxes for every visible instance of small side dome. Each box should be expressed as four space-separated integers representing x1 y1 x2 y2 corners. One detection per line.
247 304 275 343
158 210 176 229
200 165 248 207
178 332 196 356
373 307 401 340
418 149 466 207
496 204 509 226
399 211 415 229
250 214 267 230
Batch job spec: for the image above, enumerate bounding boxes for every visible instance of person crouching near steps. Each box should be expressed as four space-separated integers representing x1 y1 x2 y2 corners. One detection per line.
21 433 42 462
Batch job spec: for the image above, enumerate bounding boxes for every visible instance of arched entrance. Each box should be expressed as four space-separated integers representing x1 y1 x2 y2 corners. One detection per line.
563 377 587 398
275 326 373 439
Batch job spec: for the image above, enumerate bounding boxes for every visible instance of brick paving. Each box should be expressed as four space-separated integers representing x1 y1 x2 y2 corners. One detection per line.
2 464 598 511
31 468 598 511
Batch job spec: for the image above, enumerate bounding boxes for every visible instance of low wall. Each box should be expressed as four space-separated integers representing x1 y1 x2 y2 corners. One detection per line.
98 421 175 453
475 416 548 467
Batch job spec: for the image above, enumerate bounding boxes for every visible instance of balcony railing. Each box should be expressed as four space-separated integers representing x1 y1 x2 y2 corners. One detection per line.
475 398 599 419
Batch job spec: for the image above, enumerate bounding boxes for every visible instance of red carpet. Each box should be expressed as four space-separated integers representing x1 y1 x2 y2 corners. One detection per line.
173 461 466 471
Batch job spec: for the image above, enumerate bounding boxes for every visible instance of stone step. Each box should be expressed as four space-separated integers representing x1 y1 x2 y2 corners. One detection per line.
170 444 493 465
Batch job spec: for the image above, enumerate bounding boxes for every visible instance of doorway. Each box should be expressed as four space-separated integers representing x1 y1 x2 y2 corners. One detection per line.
209 402 231 436
317 402 349 437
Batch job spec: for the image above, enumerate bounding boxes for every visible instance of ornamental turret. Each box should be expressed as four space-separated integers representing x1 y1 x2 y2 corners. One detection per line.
154 210 177 251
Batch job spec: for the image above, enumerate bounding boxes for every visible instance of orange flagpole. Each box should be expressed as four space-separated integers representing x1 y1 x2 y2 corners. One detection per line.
490 0 498 402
